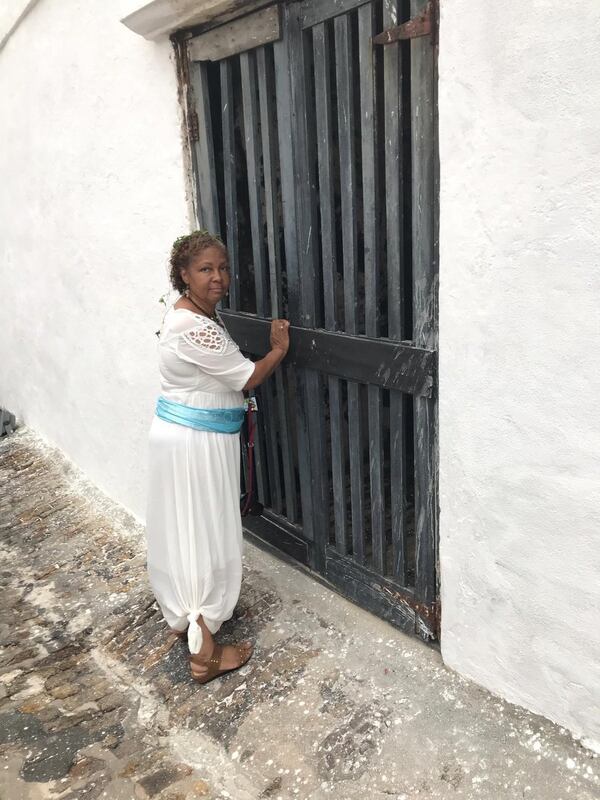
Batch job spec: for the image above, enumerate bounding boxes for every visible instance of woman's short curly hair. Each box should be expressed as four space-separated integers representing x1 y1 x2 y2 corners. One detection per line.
169 230 227 294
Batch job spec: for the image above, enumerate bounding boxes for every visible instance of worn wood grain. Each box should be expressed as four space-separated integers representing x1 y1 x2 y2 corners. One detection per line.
313 21 347 557
359 3 385 574
257 46 283 319
220 311 436 396
313 21 337 332
189 61 220 233
335 13 358 335
220 59 240 308
299 0 370 30
382 0 407 585
411 0 438 609
240 50 269 315
189 5 280 61
273 29 300 324
325 549 420 636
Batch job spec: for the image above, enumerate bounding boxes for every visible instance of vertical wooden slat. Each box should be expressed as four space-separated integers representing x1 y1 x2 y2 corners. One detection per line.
411 0 438 612
313 22 346 555
273 32 300 322
278 366 299 522
328 380 347 553
312 23 337 332
287 9 328 569
360 3 379 341
240 50 282 514
190 61 220 234
257 46 283 318
237 52 269 508
290 23 320 326
390 390 405 580
283 364 301 524
384 1 403 336
220 59 240 309
257 44 298 522
383 0 406 583
347 379 365 565
273 29 303 524
274 11 316 540
334 15 358 334
253 401 270 509
240 51 269 315
359 3 385 574
335 14 364 565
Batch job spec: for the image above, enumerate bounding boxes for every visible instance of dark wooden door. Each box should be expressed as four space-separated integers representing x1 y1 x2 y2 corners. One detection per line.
185 0 438 641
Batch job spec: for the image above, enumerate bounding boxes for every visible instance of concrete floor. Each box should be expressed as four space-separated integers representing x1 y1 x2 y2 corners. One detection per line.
0 428 598 800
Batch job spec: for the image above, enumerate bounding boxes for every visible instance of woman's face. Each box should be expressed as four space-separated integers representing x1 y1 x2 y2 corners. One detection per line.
182 246 230 306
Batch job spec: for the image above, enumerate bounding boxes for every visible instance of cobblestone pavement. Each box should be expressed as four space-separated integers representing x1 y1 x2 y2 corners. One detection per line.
0 429 598 800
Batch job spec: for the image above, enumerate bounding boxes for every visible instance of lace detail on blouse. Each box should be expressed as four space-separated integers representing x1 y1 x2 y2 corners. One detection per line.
162 310 254 393
181 318 231 356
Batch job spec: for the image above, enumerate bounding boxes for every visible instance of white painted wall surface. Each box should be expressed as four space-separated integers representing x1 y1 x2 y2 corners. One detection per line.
438 1 600 749
0 0 41 51
0 0 190 517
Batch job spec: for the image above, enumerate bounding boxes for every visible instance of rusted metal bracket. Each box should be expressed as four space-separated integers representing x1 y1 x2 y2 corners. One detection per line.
372 1 436 47
382 586 440 639
416 600 440 640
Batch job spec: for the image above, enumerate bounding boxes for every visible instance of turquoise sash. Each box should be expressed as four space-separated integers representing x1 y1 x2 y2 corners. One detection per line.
155 396 245 434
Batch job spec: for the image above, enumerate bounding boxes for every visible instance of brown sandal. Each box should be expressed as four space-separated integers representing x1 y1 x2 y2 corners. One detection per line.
189 642 253 684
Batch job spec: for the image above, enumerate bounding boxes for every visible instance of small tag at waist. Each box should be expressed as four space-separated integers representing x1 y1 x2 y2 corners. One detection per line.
244 397 258 412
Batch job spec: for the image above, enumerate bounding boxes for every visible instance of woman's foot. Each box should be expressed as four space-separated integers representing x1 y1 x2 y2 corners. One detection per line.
190 641 253 684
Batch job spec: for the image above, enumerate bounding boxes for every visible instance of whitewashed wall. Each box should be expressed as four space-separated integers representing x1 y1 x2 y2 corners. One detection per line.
0 0 190 517
438 1 600 750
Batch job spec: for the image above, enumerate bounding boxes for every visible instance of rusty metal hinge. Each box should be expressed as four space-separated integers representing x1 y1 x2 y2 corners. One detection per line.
417 599 440 639
382 586 440 639
372 0 437 47
187 109 199 143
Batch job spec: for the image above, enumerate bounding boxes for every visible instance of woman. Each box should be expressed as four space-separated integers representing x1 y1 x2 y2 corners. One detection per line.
146 230 289 683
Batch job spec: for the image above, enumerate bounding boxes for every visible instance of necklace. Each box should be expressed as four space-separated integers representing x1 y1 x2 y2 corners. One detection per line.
185 290 222 325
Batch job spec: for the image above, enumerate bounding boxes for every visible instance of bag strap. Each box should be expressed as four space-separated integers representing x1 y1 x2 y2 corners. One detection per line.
241 404 256 517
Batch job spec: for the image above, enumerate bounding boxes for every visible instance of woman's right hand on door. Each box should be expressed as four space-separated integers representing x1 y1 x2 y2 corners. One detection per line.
270 319 290 354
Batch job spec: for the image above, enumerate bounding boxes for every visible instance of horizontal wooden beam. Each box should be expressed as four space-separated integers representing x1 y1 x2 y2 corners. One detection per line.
220 311 435 397
243 513 310 565
188 5 280 61
325 549 438 641
325 550 417 637
298 0 370 30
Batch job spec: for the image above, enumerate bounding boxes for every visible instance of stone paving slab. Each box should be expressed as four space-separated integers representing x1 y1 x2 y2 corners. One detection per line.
0 428 598 800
